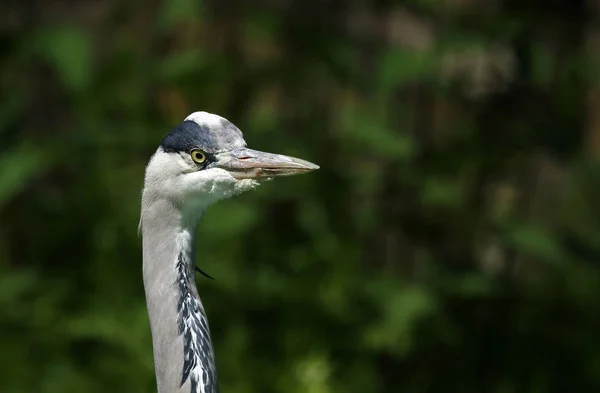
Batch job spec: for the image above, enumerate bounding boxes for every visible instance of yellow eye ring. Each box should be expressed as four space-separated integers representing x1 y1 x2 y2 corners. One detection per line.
190 149 207 164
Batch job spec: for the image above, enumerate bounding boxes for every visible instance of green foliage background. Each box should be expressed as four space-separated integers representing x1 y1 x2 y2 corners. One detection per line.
2 1 600 392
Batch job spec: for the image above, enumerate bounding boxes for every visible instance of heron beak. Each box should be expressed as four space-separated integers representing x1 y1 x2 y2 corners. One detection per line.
215 147 319 179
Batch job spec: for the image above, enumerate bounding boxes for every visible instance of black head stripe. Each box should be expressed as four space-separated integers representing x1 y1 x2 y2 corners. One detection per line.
161 119 246 154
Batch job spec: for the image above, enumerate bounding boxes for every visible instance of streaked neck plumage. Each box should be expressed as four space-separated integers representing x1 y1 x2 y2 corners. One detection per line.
141 197 219 393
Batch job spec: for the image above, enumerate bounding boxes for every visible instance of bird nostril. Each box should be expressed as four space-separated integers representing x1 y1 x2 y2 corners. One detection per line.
238 156 253 160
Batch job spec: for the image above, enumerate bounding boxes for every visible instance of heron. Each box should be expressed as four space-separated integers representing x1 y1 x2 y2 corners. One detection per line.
140 111 319 393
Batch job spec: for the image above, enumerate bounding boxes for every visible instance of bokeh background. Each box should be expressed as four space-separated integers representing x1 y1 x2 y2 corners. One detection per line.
2 1 600 392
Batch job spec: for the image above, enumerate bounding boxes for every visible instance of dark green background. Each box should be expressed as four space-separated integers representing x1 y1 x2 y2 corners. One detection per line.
2 1 600 392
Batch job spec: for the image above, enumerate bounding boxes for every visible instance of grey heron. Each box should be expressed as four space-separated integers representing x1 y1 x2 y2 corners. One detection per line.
140 112 319 393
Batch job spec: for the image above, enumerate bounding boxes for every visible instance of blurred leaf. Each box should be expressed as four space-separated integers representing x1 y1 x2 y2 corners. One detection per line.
33 27 93 92
365 283 437 355
0 145 45 207
378 49 437 93
158 0 204 30
342 108 417 160
421 177 464 207
531 46 554 87
293 353 332 393
446 273 494 297
201 201 259 236
0 269 37 308
156 49 207 81
503 223 567 265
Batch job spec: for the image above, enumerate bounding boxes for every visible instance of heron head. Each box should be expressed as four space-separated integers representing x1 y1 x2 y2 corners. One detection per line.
143 111 318 209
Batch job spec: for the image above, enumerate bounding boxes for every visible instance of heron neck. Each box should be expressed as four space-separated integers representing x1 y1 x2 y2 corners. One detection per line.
142 200 219 393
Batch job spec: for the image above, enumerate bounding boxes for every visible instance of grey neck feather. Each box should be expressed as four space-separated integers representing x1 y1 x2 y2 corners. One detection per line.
142 198 219 393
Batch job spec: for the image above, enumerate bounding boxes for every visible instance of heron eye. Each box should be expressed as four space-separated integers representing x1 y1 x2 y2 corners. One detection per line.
190 149 207 164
